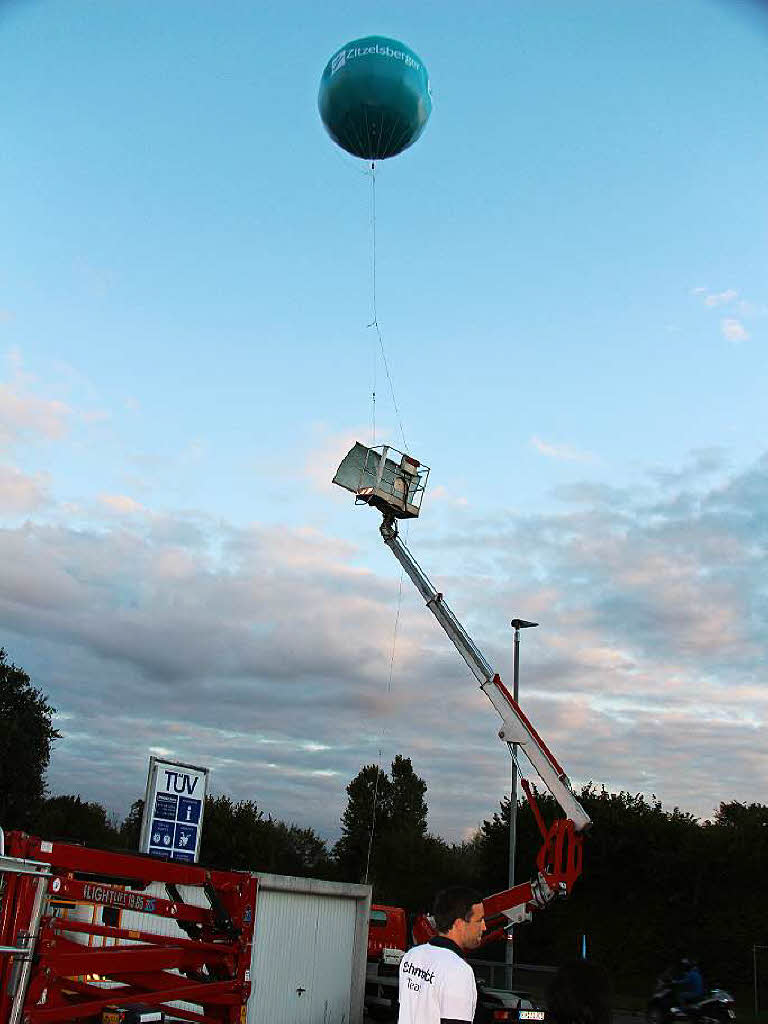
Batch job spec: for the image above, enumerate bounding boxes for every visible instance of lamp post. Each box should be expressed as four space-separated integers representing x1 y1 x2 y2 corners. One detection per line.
505 618 538 985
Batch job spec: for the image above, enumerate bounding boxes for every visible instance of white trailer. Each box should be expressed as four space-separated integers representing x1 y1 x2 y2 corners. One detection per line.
248 874 370 1024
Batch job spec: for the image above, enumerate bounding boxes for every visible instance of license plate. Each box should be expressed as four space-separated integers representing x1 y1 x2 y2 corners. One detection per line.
520 1012 545 1020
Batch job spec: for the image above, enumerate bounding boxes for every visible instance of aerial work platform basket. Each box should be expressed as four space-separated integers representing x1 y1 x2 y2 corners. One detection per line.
333 443 429 519
0 829 256 1024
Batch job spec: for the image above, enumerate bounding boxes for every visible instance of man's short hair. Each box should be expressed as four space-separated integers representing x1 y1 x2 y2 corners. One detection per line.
432 886 483 934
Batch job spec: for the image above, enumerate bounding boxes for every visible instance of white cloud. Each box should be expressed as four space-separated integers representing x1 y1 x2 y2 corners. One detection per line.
0 350 72 447
736 300 768 318
429 484 469 507
720 318 750 343
0 464 49 513
531 436 596 463
303 426 370 492
99 494 146 515
691 287 738 309
0 382 71 446
2 431 767 840
704 289 738 308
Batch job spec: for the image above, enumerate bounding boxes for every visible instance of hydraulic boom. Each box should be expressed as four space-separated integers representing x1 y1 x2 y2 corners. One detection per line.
332 441 591 933
380 513 590 932
380 516 589 831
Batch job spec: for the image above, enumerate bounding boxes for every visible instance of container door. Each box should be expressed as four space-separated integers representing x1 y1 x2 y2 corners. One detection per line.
248 888 359 1024
308 893 358 1024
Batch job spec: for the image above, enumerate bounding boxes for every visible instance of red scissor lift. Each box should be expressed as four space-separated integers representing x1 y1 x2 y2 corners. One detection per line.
0 830 257 1024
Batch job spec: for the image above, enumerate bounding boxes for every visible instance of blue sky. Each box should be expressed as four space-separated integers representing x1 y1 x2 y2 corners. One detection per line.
1 0 766 842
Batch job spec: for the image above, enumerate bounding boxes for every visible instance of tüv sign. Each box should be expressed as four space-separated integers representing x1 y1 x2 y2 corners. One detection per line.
162 768 201 795
139 757 209 864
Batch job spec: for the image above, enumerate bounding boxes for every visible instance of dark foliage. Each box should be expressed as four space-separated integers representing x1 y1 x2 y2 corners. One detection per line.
32 794 122 848
198 794 332 877
0 648 60 829
475 784 768 996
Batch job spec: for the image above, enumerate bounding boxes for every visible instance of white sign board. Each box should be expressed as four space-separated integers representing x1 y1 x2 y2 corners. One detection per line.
139 757 209 863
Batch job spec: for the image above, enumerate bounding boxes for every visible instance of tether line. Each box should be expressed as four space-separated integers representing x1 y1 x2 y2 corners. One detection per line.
362 158 411 887
368 162 409 453
363 747 383 885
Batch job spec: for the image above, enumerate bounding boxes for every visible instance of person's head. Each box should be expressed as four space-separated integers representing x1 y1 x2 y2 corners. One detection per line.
432 886 485 950
547 960 612 1024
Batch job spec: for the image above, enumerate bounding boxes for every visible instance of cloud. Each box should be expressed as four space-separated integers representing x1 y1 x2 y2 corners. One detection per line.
736 300 768 318
2 440 767 842
691 287 738 308
303 426 368 492
720 318 750 343
99 494 146 515
429 484 469 507
531 436 596 463
0 382 71 447
691 288 761 342
0 464 50 514
647 447 728 488
0 350 72 447
704 289 738 308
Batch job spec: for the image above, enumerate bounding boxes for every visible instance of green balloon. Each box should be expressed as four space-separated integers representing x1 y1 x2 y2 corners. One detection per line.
318 36 432 160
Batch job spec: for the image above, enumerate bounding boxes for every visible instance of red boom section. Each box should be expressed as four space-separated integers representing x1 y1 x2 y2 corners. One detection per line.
0 832 257 1024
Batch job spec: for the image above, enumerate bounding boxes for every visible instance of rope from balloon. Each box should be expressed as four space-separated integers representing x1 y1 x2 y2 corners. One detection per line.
367 161 408 453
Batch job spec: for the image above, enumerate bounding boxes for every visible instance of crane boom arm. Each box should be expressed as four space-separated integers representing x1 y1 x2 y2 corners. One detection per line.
379 516 590 833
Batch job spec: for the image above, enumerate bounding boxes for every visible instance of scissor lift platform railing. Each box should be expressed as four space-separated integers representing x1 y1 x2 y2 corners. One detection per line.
0 830 257 1024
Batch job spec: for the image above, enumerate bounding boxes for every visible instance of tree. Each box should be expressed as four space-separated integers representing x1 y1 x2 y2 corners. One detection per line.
120 798 145 850
33 795 122 848
334 763 393 884
335 755 450 906
0 648 61 829
198 795 332 877
389 754 428 834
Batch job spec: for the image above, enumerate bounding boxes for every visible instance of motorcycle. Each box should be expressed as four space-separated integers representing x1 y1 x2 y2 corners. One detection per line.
647 973 735 1024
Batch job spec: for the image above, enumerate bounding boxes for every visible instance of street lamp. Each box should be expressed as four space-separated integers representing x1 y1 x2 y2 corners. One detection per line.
506 618 538 984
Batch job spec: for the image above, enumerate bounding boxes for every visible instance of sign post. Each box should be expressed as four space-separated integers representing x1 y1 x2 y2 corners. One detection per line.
139 757 209 863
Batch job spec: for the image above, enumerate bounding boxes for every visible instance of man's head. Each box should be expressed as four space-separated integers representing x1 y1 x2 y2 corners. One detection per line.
433 886 485 951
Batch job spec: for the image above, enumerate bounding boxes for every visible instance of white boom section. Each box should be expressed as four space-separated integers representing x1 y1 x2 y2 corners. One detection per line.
379 517 590 832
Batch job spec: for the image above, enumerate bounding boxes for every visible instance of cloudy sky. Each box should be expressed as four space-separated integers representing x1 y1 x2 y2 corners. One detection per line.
1 0 766 843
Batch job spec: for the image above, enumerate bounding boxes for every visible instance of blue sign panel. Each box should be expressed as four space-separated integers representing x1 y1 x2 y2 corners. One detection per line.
154 793 178 820
173 822 198 853
177 797 201 825
172 851 195 863
149 819 174 849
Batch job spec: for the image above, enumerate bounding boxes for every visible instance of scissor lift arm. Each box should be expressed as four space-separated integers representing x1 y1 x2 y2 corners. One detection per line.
0 830 256 1024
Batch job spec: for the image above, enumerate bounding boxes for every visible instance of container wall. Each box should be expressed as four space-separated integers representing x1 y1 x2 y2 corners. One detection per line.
248 874 370 1024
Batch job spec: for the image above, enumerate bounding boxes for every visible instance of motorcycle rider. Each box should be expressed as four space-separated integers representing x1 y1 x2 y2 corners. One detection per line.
674 959 704 1005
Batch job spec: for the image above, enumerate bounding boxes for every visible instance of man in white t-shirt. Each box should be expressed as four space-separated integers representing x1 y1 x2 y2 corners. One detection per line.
398 886 486 1024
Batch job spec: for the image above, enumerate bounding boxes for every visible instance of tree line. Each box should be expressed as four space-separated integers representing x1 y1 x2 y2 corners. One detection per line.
2 647 765 999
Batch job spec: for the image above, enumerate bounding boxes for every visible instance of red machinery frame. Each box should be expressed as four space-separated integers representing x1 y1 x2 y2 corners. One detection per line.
411 779 584 947
0 832 257 1024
